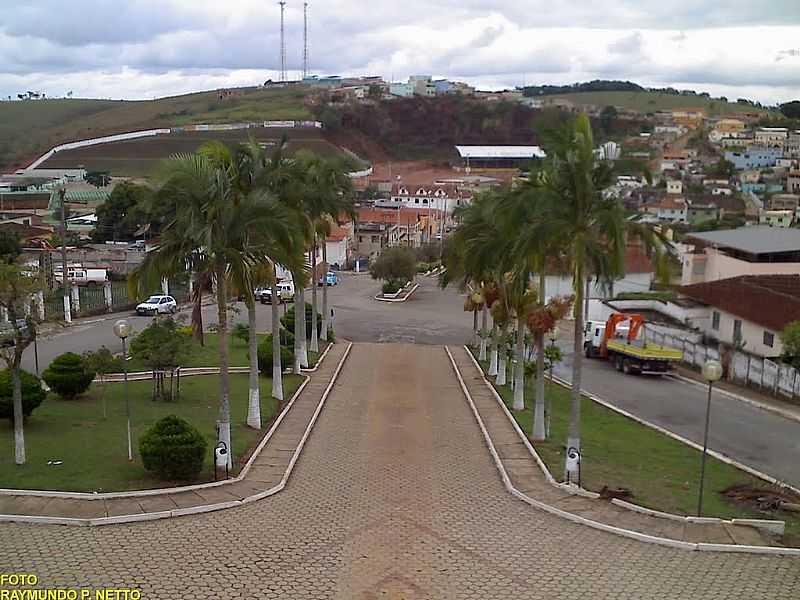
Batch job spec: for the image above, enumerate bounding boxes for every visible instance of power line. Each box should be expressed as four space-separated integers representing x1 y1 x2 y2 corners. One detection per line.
279 1 287 82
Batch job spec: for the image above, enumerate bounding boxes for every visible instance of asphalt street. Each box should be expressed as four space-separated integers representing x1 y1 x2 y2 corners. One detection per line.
21 272 800 487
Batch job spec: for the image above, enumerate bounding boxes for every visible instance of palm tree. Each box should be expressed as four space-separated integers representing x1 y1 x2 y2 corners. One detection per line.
537 114 670 469
294 153 355 353
132 149 300 467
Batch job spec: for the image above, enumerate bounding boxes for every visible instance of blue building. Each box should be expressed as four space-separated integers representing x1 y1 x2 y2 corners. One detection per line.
725 147 783 170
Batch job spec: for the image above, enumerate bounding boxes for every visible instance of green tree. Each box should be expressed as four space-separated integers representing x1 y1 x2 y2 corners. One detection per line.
139 415 207 480
599 105 618 135
92 182 151 242
779 100 800 120
42 352 95 399
370 246 417 284
779 321 800 369
129 317 189 401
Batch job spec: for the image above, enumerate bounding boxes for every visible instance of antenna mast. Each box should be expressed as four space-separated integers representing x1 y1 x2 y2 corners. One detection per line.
279 1 287 82
303 2 309 79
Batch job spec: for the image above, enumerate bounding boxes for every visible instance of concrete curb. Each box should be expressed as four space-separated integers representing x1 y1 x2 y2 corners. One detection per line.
669 373 800 425
450 346 800 556
0 343 352 526
0 341 339 500
373 283 420 303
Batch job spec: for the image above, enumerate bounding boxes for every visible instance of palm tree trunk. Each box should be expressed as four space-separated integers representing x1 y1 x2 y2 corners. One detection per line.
479 303 488 360
271 274 284 401
567 268 584 475
533 272 547 440
496 325 507 385
293 287 303 375
320 241 329 342
512 319 525 410
299 286 309 368
472 309 478 347
488 322 498 376
191 272 205 347
246 298 261 429
12 364 25 465
310 243 319 353
215 265 232 469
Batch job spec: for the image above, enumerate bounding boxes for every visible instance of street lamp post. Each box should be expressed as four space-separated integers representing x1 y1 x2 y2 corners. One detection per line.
546 328 560 438
113 319 133 461
697 359 723 516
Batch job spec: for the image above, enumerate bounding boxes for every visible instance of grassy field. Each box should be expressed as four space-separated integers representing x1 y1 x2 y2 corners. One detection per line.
548 91 773 117
470 350 800 541
0 86 312 171
124 332 327 372
0 372 303 492
40 129 347 177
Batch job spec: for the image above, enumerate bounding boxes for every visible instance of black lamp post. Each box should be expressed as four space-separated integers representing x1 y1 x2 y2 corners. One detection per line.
697 359 723 516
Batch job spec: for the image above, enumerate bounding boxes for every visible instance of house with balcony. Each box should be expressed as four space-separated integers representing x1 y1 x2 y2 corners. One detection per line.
680 226 800 286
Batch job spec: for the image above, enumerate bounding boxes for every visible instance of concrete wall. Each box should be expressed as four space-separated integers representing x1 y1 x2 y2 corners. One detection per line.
544 272 652 303
704 307 782 358
681 247 800 285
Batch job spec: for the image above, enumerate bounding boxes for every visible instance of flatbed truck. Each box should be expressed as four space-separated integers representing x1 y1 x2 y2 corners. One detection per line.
584 313 683 375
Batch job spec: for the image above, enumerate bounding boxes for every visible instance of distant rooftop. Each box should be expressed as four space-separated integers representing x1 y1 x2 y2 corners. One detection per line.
455 146 546 159
687 227 800 255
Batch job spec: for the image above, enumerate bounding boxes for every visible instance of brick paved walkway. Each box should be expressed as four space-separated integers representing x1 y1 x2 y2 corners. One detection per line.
1 343 799 599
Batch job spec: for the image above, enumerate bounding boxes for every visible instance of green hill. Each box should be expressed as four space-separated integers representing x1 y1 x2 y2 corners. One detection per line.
0 87 311 172
545 91 773 117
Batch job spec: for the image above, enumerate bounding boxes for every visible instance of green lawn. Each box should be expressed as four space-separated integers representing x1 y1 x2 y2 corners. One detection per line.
0 373 303 492
470 349 800 542
125 333 327 372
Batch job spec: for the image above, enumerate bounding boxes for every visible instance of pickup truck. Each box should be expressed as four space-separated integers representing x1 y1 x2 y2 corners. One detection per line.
584 313 683 375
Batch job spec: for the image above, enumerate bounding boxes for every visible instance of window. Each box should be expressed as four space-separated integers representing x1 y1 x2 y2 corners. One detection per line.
358 236 363 243
764 331 775 348
371 235 380 243
422 199 428 204
733 319 742 343
414 199 419 204
711 311 720 331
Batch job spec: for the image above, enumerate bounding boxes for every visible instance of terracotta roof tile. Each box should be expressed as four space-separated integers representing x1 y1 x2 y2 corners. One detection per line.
680 275 800 331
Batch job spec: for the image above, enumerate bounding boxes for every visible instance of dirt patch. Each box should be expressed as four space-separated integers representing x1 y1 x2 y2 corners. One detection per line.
723 483 800 514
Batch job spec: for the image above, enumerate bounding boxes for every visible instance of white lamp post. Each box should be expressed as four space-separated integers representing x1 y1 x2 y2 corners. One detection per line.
697 359 723 516
113 319 133 461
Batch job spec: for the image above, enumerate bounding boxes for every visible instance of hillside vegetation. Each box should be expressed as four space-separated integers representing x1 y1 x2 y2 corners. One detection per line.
0 87 311 171
546 90 773 117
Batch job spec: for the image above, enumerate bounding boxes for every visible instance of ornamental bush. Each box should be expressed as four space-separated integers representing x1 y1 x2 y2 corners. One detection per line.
256 334 294 374
42 352 95 399
280 303 322 340
139 415 207 480
0 369 46 420
381 279 405 295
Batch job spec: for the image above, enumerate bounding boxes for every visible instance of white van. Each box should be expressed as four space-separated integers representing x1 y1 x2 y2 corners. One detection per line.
259 281 295 304
53 267 108 286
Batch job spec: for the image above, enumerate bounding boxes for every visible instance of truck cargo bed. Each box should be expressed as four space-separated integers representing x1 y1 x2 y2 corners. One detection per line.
606 339 683 362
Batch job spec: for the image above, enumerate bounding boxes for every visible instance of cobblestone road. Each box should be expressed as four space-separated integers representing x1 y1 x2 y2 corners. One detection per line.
1 344 799 599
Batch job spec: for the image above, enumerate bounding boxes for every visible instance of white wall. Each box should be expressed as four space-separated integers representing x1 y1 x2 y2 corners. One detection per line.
325 239 348 268
703 307 782 358
544 272 653 303
681 247 800 285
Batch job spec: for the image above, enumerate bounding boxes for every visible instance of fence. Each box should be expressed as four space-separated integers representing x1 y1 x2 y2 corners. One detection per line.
646 326 800 401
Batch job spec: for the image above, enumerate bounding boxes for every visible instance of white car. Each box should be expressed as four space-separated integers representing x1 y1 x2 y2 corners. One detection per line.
259 281 295 304
136 295 177 316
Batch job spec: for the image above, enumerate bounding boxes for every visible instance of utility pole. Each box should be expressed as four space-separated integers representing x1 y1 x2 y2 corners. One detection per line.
303 2 309 79
58 188 71 323
279 1 287 82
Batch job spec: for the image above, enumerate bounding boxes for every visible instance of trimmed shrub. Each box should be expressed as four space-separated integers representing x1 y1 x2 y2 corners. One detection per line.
280 303 322 340
42 352 95 399
139 415 207 480
0 369 46 420
256 335 294 374
382 279 405 295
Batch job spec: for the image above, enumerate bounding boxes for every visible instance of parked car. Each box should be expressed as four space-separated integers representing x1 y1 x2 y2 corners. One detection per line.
318 271 338 286
135 295 177 316
53 267 108 286
259 281 295 304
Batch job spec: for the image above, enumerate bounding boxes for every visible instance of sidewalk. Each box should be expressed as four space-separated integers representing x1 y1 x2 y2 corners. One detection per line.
0 342 351 526
447 345 796 554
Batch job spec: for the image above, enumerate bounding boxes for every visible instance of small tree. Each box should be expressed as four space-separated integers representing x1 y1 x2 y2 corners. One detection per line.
83 347 123 419
139 415 207 480
370 247 416 285
232 323 249 345
780 321 800 369
42 352 95 399
256 335 294 375
0 260 40 465
129 317 189 401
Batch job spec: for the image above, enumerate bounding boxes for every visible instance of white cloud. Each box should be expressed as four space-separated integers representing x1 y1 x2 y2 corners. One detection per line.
0 1 799 104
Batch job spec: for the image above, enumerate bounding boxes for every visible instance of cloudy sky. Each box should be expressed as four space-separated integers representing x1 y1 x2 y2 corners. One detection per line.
2 0 800 104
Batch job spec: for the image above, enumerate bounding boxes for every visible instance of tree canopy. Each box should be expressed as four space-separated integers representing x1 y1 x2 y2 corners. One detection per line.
369 247 417 283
